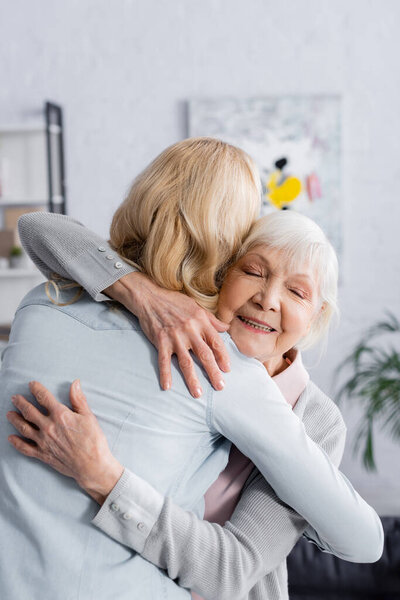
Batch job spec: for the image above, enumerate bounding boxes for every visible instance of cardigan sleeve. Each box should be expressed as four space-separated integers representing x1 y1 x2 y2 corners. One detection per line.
141 413 348 600
17 212 136 301
210 372 384 570
91 393 378 600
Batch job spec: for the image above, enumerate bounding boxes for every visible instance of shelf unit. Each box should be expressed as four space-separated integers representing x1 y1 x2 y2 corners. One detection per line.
0 103 66 218
0 102 66 333
0 123 47 224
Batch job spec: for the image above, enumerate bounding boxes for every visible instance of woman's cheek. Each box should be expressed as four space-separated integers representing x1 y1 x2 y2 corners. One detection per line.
291 306 314 338
278 313 297 344
218 306 236 325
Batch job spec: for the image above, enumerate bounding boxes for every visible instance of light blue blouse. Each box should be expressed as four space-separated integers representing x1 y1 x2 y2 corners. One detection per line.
0 282 383 599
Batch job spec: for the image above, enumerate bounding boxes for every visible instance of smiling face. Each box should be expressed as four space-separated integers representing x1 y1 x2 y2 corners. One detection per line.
217 245 324 376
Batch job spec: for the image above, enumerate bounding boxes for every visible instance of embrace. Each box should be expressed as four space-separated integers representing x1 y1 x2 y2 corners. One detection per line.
0 137 383 600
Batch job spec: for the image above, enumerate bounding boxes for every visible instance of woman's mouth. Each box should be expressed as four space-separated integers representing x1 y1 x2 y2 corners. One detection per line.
237 315 277 334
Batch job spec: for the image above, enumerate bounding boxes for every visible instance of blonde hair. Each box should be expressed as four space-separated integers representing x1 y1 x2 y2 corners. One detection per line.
235 211 339 350
109 137 261 310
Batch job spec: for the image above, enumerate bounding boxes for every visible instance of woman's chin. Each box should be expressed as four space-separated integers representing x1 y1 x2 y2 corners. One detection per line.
228 327 260 359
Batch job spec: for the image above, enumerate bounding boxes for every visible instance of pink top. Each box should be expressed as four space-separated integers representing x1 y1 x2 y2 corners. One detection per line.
192 348 309 600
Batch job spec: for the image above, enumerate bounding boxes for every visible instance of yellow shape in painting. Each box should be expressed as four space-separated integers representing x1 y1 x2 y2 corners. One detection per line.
266 171 302 210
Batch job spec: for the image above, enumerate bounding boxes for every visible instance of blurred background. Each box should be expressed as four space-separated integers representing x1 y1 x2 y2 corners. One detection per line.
1 0 399 594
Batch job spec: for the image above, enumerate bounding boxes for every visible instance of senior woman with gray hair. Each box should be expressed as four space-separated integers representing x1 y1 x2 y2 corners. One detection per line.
4 138 383 600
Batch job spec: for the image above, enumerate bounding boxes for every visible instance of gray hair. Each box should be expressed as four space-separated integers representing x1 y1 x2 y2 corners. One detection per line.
236 211 339 350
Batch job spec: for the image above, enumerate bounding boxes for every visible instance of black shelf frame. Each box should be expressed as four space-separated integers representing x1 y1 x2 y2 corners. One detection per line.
45 102 67 215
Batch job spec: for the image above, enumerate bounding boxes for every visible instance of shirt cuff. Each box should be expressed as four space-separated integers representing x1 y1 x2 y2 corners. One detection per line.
67 241 137 302
91 468 164 553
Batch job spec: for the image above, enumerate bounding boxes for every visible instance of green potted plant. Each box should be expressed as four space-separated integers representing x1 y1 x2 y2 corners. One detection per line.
9 245 25 269
335 312 400 471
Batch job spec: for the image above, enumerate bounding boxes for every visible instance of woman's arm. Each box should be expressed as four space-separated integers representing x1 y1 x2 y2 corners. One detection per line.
18 212 136 300
8 380 382 568
9 380 380 600
211 372 384 567
9 365 384 570
7 379 363 600
17 212 230 396
92 412 348 600
8 368 384 572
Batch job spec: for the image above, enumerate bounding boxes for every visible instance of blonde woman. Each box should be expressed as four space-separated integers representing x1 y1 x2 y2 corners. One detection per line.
2 139 383 600
21 138 263 398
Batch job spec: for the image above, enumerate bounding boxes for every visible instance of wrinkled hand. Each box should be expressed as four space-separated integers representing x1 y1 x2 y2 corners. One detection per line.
7 380 124 505
106 272 231 397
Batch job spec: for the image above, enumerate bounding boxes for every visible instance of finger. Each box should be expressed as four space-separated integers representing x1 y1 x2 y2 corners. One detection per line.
28 381 61 414
192 339 225 391
207 312 230 332
69 379 92 415
6 411 39 442
11 395 47 429
8 434 41 459
175 344 203 398
158 344 173 391
204 326 231 373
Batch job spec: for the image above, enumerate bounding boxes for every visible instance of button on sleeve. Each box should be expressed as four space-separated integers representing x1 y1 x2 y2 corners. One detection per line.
92 468 164 553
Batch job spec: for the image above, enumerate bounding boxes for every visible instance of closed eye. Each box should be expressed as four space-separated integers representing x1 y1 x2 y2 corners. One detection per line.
244 270 263 278
290 289 305 298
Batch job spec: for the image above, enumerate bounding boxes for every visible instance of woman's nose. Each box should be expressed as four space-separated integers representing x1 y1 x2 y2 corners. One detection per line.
253 281 281 312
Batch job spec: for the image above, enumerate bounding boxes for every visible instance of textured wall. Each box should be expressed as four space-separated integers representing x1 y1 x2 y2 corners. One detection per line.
1 0 400 513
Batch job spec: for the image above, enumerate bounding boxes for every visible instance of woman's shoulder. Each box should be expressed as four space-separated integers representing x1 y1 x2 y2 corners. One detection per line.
220 332 270 376
300 379 347 438
215 333 281 401
16 281 140 332
303 379 342 412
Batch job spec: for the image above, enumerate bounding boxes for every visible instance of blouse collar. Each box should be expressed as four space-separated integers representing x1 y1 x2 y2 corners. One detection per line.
272 347 309 408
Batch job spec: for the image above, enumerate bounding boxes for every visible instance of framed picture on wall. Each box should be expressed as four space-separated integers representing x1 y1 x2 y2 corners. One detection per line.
189 95 342 258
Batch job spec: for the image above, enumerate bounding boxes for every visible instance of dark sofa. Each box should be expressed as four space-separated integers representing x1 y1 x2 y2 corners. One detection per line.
287 517 400 599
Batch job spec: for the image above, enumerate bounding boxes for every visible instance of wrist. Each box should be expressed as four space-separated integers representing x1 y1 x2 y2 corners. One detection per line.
80 460 124 506
104 272 149 317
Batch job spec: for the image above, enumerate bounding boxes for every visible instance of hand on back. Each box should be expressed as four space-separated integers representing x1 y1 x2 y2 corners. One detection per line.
105 271 231 397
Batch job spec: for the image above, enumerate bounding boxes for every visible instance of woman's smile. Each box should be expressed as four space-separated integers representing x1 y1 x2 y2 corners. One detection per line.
237 315 278 334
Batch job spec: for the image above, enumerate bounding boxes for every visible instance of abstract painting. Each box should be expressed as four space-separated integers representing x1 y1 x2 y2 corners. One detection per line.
189 96 342 257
